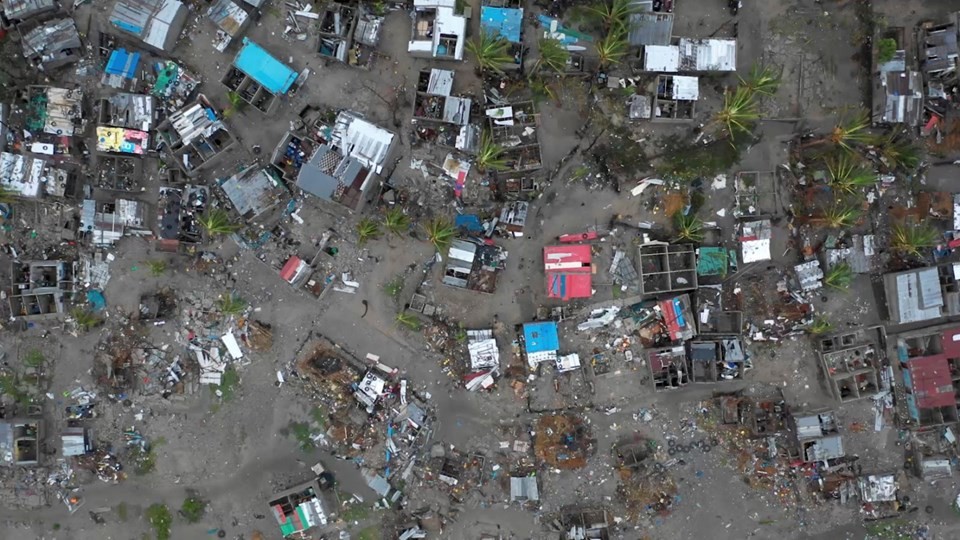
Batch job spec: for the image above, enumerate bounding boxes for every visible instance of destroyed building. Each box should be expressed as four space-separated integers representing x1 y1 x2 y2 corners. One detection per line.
412 68 477 152
8 261 76 319
156 95 237 177
0 152 73 198
206 0 250 52
442 239 506 294
156 185 207 249
628 10 673 47
688 338 747 383
648 346 688 390
643 38 737 72
97 93 154 132
26 86 83 144
480 1 523 70
218 165 292 230
637 243 697 295
817 326 886 403
268 477 330 537
80 198 151 246
316 3 356 63
20 18 82 72
791 410 844 465
0 0 57 28
919 13 959 81
223 38 299 113
486 101 542 172
296 110 396 211
895 325 960 428
0 420 40 466
108 0 189 53
652 75 697 121
408 0 467 61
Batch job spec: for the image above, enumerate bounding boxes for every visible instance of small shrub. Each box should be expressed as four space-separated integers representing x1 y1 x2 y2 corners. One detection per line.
146 504 172 540
181 496 206 523
877 38 897 63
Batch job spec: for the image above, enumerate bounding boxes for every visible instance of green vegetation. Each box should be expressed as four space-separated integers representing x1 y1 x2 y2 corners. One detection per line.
673 213 705 243
356 217 381 245
826 154 876 195
117 502 129 522
384 276 405 299
129 443 159 475
395 312 422 331
891 222 939 258
216 293 247 316
22 349 45 368
340 503 372 522
534 37 570 73
145 504 172 540
146 260 168 277
211 366 240 402
712 87 760 138
585 0 639 33
466 30 513 74
70 308 101 332
383 207 410 237
825 110 879 152
877 131 921 172
454 323 467 343
423 217 456 252
310 406 328 428
818 204 861 229
808 317 833 335
0 373 30 405
356 525 381 540
739 63 782 97
595 29 628 67
824 262 854 290
876 38 897 63
655 134 746 181
289 421 316 451
0 186 16 204
476 130 508 172
180 496 206 523
197 209 239 236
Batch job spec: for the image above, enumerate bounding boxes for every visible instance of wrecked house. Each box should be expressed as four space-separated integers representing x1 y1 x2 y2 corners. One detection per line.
20 18 82 72
108 0 189 53
643 38 736 72
9 260 76 319
919 14 959 81
268 477 330 537
80 198 151 246
733 170 782 219
792 411 844 464
156 95 237 177
207 0 250 52
895 325 960 428
26 86 83 143
544 244 593 301
487 101 542 172
443 239 506 294
509 475 539 505
317 3 356 63
498 200 529 237
0 152 72 198
156 185 207 249
687 338 747 382
817 326 886 403
96 126 149 155
637 243 697 295
740 219 772 263
218 165 292 230
652 75 697 121
0 0 56 28
0 420 40 466
825 234 879 275
222 38 299 113
649 346 688 390
412 68 477 152
61 426 92 457
695 286 743 336
296 110 396 211
351 11 384 68
407 0 467 61
874 50 923 126
98 93 154 132
522 321 559 368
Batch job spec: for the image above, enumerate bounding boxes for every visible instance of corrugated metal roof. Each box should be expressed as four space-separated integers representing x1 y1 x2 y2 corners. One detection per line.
510 476 539 501
426 69 454 96
678 38 737 71
109 0 187 52
105 48 141 78
219 166 286 221
644 45 679 72
233 38 298 94
2 0 56 22
906 355 956 409
628 11 673 46
21 18 82 69
671 75 699 100
890 268 943 323
207 0 248 36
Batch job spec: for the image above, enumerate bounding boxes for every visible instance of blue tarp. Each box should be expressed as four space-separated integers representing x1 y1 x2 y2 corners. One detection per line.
523 321 559 353
481 7 523 44
233 38 298 95
86 290 106 312
105 49 141 79
455 214 483 232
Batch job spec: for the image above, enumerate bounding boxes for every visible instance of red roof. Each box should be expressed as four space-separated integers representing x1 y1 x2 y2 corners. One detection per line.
907 355 955 409
544 245 592 300
280 256 303 283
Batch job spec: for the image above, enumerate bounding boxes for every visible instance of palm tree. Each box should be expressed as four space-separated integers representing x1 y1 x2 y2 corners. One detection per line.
70 308 101 332
529 76 560 104
383 207 410 237
146 259 168 277
877 131 920 172
891 222 939 258
424 217 456 252
673 213 704 243
395 311 422 331
0 186 16 204
816 204 861 229
825 110 879 152
712 87 759 138
476 130 508 172
466 30 513 74
585 0 639 33
217 293 247 316
356 218 381 245
224 91 245 119
595 29 628 68
198 209 239 237
824 262 854 290
825 154 875 195
534 37 570 74
739 64 782 97
808 316 832 335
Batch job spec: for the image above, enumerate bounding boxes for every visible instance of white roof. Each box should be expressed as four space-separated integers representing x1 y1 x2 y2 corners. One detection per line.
645 45 679 72
678 38 736 71
556 353 581 373
527 350 557 368
468 337 500 371
742 239 771 263
671 75 699 100
337 114 395 174
144 0 185 50
409 0 466 60
0 152 41 197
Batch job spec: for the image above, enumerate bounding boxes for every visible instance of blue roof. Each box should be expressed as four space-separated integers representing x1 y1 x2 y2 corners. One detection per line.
105 48 141 79
455 214 483 232
233 38 298 95
481 7 523 44
523 322 559 353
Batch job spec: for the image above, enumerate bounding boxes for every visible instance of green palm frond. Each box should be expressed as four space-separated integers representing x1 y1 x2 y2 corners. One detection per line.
828 110 879 151
356 217 381 245
739 63 782 96
823 262 854 290
423 217 456 252
878 131 921 172
891 222 939 258
819 205 861 228
535 37 570 73
713 87 759 138
476 130 508 172
395 311 422 331
673 213 704 243
384 207 410 237
595 29 628 67
198 209 240 236
826 154 876 195
466 30 513 74
808 316 832 335
217 293 247 316
585 0 640 33
71 308 101 331
146 260 168 277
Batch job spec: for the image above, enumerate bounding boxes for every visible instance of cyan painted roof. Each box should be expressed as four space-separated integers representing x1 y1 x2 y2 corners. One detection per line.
234 38 298 94
105 49 141 78
481 6 522 44
523 321 558 353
